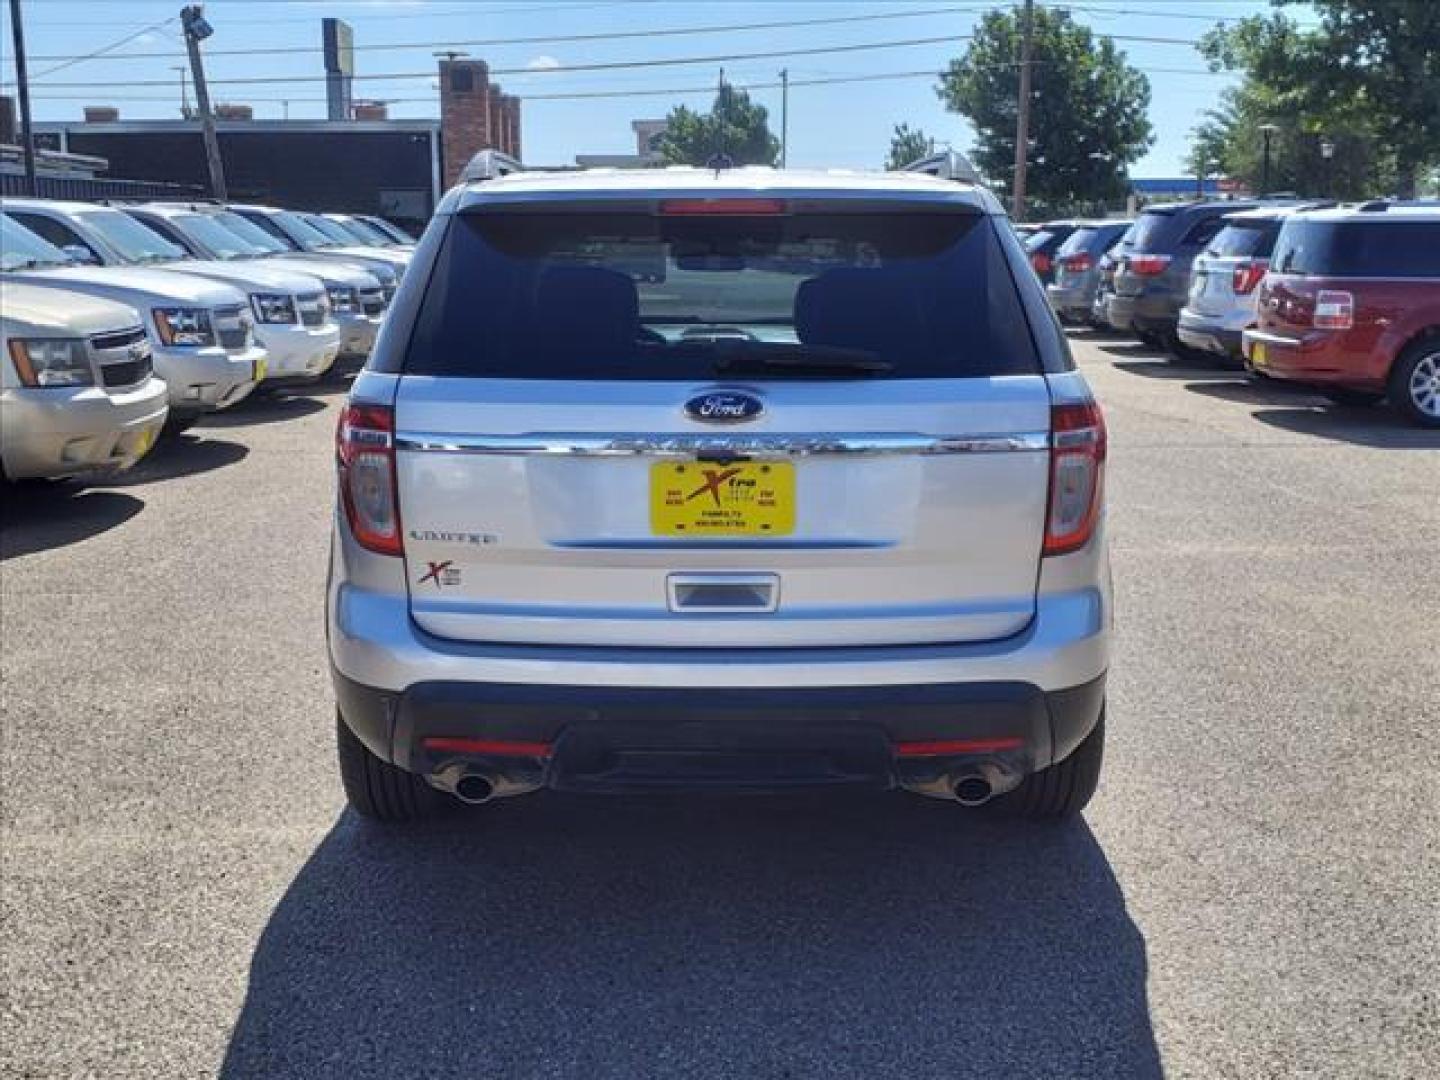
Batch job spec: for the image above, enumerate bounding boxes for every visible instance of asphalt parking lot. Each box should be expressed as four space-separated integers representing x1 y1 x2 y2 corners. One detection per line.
2 333 1437 1079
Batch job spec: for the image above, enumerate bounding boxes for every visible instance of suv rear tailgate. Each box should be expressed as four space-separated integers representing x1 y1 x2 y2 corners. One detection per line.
397 376 1051 648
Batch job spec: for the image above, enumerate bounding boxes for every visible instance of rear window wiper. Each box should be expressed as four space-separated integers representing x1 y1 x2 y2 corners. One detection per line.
672 339 894 377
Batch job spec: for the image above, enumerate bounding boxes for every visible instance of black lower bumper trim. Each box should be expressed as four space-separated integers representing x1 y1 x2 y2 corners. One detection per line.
331 669 1106 793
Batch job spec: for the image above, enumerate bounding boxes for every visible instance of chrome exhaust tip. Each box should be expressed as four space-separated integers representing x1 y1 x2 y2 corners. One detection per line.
952 773 995 807
453 773 495 805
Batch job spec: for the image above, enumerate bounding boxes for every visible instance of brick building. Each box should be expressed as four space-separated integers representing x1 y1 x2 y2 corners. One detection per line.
438 59 522 187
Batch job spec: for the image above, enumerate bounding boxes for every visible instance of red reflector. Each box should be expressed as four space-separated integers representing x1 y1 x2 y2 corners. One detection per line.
423 737 553 758
659 198 786 216
1031 253 1052 275
895 737 1025 758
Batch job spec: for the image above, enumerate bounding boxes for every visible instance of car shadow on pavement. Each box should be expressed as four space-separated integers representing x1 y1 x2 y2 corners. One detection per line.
200 394 328 428
0 485 144 560
221 793 1161 1079
1182 382 1440 447
1110 358 1235 382
98 434 249 487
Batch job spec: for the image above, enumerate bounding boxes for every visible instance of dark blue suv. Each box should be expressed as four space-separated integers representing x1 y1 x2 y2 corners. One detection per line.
1109 200 1262 354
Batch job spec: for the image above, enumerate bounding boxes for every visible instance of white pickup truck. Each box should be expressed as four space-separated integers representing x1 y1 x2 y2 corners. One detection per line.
4 198 340 386
2 213 263 431
1 281 168 481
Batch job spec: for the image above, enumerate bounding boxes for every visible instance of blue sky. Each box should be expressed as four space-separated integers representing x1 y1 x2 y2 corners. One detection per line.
2 0 1306 176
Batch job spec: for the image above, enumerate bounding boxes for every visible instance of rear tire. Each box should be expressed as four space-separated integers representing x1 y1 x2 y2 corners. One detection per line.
1320 388 1384 409
336 712 447 822
1387 337 1440 428
997 713 1105 820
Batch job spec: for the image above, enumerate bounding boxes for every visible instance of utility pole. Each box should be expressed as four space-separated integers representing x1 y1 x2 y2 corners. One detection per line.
181 4 227 200
779 68 788 168
8 0 38 196
1012 0 1035 221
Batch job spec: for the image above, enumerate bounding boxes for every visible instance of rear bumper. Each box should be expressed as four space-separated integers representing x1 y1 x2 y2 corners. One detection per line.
1242 327 1383 387
1109 290 1180 336
333 666 1106 794
1177 309 1244 357
1046 281 1095 316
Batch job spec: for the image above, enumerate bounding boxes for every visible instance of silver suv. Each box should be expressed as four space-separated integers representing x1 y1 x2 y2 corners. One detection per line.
327 168 1111 823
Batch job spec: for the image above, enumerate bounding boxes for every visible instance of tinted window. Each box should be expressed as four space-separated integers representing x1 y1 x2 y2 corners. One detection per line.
1206 221 1279 258
1180 214 1228 248
1024 230 1054 252
1056 228 1099 257
406 210 1038 380
1127 210 1175 252
1271 219 1440 277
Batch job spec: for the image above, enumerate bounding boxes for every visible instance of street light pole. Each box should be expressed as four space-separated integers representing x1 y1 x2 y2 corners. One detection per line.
182 4 227 201
779 68 788 169
8 0 39 196
1259 123 1278 196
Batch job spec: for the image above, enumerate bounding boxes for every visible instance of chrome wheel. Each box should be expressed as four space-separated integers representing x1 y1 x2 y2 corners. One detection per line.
1410 352 1440 419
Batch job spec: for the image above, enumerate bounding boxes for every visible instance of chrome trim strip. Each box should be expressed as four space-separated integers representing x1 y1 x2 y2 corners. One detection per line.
394 431 1051 457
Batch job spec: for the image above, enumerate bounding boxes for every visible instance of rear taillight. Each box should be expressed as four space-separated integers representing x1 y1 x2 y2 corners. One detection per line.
1313 289 1354 330
1231 260 1268 295
337 401 403 556
1060 252 1094 273
1127 254 1171 276
1044 400 1107 557
1031 253 1052 276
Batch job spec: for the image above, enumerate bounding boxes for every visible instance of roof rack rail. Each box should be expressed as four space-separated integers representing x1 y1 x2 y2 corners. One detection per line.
900 150 982 185
459 149 524 184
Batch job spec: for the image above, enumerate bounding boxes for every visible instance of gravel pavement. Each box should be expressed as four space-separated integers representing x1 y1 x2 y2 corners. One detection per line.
2 335 1437 1078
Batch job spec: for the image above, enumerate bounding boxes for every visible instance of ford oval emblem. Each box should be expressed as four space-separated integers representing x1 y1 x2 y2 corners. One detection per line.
684 390 764 424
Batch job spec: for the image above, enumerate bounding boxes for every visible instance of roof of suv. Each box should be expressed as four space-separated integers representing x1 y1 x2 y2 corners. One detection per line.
1291 205 1440 223
451 166 1000 213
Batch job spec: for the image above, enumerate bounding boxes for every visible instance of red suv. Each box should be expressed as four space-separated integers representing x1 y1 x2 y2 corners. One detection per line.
1243 204 1440 427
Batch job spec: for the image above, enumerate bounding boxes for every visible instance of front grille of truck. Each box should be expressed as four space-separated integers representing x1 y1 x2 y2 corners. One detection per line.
297 292 326 327
213 305 251 351
90 327 153 388
359 288 386 317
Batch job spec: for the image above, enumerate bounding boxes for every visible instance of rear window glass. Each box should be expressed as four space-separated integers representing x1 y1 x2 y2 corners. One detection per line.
1180 215 1228 248
1024 230 1054 252
1206 221 1279 258
1271 220 1440 277
1127 210 1174 252
405 210 1039 380
1056 228 1099 257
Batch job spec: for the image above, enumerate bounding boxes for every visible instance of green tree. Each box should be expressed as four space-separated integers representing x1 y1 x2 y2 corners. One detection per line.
886 123 933 170
656 84 780 168
1201 2 1440 197
937 5 1153 215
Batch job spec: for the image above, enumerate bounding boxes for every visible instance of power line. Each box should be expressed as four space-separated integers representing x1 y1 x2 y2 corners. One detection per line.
13 33 971 88
27 17 178 80
20 5 992 64
18 62 1233 108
